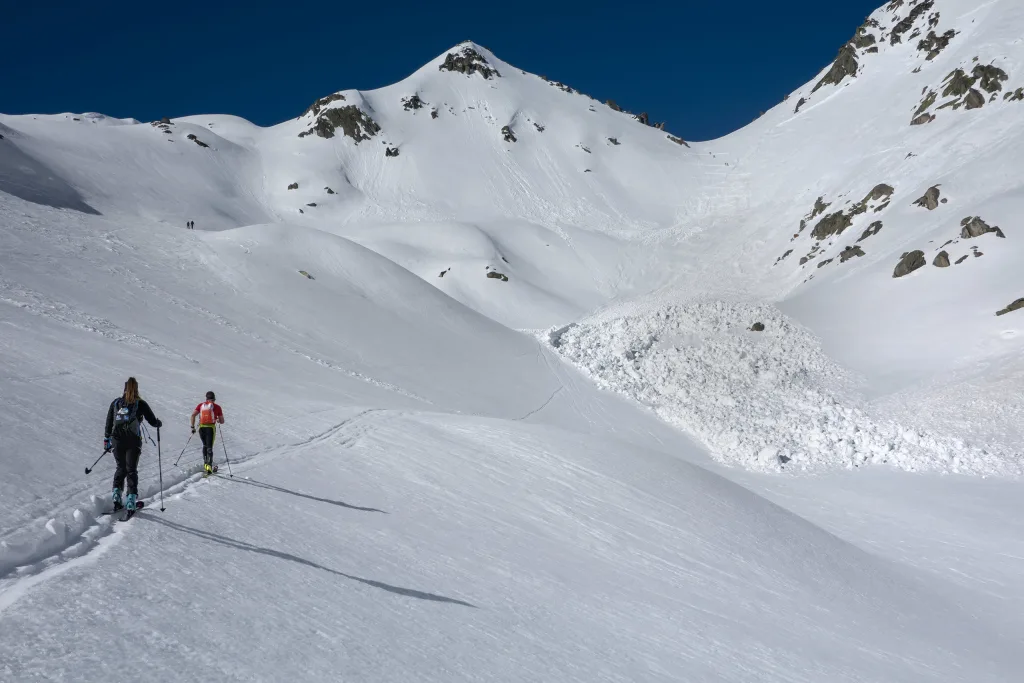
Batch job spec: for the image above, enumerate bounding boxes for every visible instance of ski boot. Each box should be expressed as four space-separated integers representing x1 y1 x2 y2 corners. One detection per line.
125 493 138 512
112 488 124 512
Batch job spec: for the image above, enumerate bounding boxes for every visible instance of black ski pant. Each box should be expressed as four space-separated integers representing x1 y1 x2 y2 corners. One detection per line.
112 435 142 496
199 426 216 466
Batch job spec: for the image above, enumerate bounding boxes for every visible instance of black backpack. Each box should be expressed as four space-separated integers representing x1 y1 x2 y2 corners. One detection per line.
112 398 140 437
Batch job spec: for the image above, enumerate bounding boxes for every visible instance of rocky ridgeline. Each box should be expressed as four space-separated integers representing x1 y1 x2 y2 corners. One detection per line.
438 45 500 79
912 62 1015 125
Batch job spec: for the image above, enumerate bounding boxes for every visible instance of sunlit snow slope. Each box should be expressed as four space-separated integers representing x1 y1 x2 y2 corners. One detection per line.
2 0 1024 680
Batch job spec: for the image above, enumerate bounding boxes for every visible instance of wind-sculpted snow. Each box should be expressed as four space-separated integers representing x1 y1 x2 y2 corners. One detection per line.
547 300 1023 476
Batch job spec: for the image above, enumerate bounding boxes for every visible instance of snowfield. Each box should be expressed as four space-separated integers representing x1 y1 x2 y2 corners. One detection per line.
2 0 1024 680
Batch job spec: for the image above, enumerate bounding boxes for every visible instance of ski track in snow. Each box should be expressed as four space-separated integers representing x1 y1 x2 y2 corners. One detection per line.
0 409 390 611
545 300 1024 477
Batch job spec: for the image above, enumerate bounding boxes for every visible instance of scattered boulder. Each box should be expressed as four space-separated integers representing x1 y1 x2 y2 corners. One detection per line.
911 112 936 125
439 46 500 79
302 93 346 118
667 134 689 147
533 122 545 133
893 250 926 278
288 182 299 190
840 245 866 262
160 117 172 124
960 216 1005 239
306 202 317 207
933 250 951 267
963 88 986 110
606 99 621 112
794 97 807 113
996 298 1024 316
955 255 969 265
298 105 381 142
974 64 1009 93
1005 88 1024 102
325 187 335 194
298 270 315 280
186 134 210 148
486 271 509 282
817 257 835 268
385 147 400 157
774 249 794 265
973 250 984 258
607 137 620 146
439 268 450 278
431 109 439 119
750 322 765 332
501 125 517 143
913 185 941 210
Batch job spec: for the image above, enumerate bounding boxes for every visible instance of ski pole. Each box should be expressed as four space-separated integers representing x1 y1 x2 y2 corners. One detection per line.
157 427 165 512
173 432 194 466
219 424 233 477
85 447 111 475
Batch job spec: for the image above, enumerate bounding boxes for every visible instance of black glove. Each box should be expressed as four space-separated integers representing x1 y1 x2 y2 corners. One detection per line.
153 418 163 429
191 427 196 434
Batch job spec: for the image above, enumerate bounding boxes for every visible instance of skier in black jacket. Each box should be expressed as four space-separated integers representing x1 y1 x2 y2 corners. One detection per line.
104 377 162 511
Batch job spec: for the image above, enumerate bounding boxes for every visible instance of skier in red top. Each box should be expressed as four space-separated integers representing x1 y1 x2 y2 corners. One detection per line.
190 391 225 474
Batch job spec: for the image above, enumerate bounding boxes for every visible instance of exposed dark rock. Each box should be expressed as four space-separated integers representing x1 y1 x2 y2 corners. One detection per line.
750 322 765 332
893 250 926 278
402 94 426 111
853 27 877 49
438 46 500 79
186 134 209 148
385 146 400 157
840 245 866 262
501 125 516 143
917 29 956 60
942 68 976 99
974 64 1008 93
996 298 1024 316
636 112 650 126
486 271 508 282
914 185 941 210
964 88 986 109
817 258 834 268
579 144 591 154
960 216 1005 239
533 122 545 133
606 99 621 112
911 112 936 125
431 109 439 119
866 47 879 54
160 117 171 124
288 183 299 190
973 250 984 258
1006 88 1024 102
302 93 346 118
933 250 951 267
775 249 794 265
813 44 859 93
325 187 335 194
299 105 381 142
608 137 620 146
811 211 853 240
306 202 317 207
928 11 940 28
887 0 904 10
439 268 450 278
955 255 969 265
667 134 689 147
794 97 807 113
891 0 934 45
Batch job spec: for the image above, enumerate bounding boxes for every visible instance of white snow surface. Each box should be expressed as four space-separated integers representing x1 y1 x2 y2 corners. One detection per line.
2 1 1024 680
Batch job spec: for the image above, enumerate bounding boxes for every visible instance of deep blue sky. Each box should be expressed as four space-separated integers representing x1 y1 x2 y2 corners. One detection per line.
2 0 882 141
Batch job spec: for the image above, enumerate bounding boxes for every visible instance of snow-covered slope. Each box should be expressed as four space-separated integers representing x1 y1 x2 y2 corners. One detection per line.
2 0 1024 680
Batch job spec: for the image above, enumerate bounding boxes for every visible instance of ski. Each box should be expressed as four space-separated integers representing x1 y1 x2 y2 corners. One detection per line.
104 500 144 518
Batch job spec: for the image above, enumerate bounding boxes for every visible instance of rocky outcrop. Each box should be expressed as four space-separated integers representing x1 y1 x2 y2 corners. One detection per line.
1005 88 1024 102
840 245 865 263
302 93 346 118
186 134 209 148
402 94 426 111
857 221 883 242
893 250 926 278
287 183 299 190
325 187 335 194
960 216 1005 239
431 109 439 119
298 105 381 142
385 147 400 157
794 97 807 114
749 322 765 332
996 298 1024 316
501 126 517 143
667 135 689 147
607 137 620 146
606 99 621 112
933 251 950 267
439 46 500 79
811 211 854 240
486 271 508 282
891 0 934 45
917 29 956 60
955 255 969 265
911 112 936 125
812 44 859 93
914 185 941 210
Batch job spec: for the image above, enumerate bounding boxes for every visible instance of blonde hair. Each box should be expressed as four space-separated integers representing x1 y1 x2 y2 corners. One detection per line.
123 377 139 404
